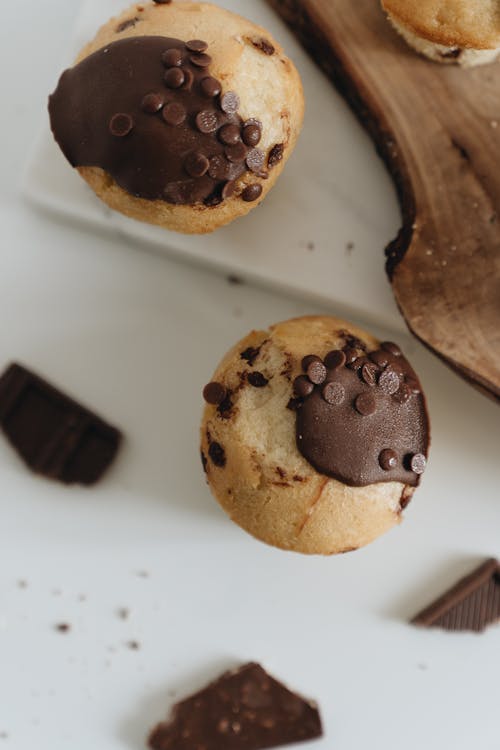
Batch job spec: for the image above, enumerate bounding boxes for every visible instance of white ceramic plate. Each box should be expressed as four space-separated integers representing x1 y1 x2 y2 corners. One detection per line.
22 0 405 333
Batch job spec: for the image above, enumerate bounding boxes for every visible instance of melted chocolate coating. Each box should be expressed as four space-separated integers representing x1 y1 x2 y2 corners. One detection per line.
295 343 430 487
49 36 264 206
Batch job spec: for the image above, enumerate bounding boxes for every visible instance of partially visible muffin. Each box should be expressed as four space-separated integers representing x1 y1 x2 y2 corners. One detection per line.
48 1 304 234
381 0 500 67
200 316 430 556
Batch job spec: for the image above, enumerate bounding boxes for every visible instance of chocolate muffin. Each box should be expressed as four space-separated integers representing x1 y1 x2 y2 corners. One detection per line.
201 316 430 555
48 1 304 234
382 0 500 67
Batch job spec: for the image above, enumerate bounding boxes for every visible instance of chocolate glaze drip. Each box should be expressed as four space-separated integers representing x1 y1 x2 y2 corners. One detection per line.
294 342 430 487
48 36 265 206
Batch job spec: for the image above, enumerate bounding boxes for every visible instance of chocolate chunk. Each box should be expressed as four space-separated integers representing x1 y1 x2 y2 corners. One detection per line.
141 92 165 113
109 113 133 137
379 449 398 471
164 67 185 88
248 372 269 388
294 343 429 487
246 148 265 174
200 76 221 98
190 53 212 68
240 347 261 365
196 109 218 134
322 381 345 406
162 102 186 126
219 124 241 146
148 662 323 750
412 559 500 633
378 367 400 395
186 40 208 53
208 442 226 468
242 124 262 147
241 184 262 202
324 350 346 370
268 143 284 168
162 48 182 67
0 364 121 485
381 341 402 356
220 91 240 114
203 382 227 405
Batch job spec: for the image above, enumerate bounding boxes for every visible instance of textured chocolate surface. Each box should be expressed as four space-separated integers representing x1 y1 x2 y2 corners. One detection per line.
49 36 265 206
412 559 500 633
294 341 429 487
0 364 121 485
149 662 323 750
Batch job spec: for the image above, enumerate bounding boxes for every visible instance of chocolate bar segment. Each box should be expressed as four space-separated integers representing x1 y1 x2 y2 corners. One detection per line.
412 559 500 633
149 662 323 750
0 363 122 485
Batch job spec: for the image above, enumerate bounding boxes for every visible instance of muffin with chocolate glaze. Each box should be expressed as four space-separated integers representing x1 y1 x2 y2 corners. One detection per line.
201 316 430 555
48 1 304 234
381 0 500 67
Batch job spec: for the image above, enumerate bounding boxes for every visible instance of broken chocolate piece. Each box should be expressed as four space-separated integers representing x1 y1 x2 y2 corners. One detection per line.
0 363 122 485
412 559 500 633
148 662 323 750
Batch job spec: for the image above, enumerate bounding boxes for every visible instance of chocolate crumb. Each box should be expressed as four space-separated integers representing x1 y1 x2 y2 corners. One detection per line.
55 623 71 634
346 241 355 254
116 17 140 32
117 608 130 621
251 38 276 56
127 640 141 650
227 274 243 285
17 580 28 589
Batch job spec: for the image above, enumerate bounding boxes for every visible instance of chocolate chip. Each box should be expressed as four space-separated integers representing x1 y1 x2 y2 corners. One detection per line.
379 449 398 471
184 151 210 178
302 355 321 371
322 381 346 406
381 341 402 356
164 67 185 88
219 124 241 146
242 124 262 147
196 109 218 133
306 360 327 385
222 181 236 200
379 367 400 395
141 92 165 113
190 53 212 67
324 350 346 370
203 382 227 405
370 350 390 368
241 184 262 202
208 155 230 180
109 113 133 137
355 392 377 416
268 143 284 168
161 48 182 67
186 39 208 52
200 76 221 98
248 372 269 388
293 375 314 398
226 142 247 163
209 442 226 468
220 91 240 114
361 363 378 387
410 453 427 475
181 67 194 91
246 148 265 173
348 356 369 371
343 347 358 365
162 102 186 126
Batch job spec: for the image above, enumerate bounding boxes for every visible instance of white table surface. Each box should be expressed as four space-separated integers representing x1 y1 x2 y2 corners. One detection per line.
0 3 499 750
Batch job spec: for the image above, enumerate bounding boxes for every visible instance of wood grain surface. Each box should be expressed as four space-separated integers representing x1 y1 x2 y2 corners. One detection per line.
268 0 500 402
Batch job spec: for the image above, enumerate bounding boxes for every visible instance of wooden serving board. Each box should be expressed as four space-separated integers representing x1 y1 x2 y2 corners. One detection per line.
268 0 500 402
